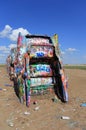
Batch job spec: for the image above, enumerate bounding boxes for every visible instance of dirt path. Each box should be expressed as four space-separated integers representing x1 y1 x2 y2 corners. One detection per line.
0 66 86 130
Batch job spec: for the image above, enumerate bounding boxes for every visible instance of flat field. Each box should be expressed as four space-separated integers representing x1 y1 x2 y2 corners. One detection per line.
0 65 86 130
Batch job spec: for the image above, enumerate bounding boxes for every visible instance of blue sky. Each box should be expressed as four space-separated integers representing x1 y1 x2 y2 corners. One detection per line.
0 0 86 64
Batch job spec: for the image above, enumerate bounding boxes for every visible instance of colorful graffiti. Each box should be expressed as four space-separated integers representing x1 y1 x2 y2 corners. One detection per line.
7 33 68 107
30 45 53 58
30 64 52 77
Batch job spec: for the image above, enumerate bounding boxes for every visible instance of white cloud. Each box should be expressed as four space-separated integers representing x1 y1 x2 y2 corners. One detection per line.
61 51 65 55
8 44 17 49
3 50 10 54
60 47 77 55
0 46 10 54
9 28 29 41
0 44 17 54
66 48 77 52
0 46 9 51
0 25 30 41
0 25 12 37
0 54 5 57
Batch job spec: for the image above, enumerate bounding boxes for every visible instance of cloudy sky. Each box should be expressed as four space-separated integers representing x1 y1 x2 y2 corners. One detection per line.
0 0 86 64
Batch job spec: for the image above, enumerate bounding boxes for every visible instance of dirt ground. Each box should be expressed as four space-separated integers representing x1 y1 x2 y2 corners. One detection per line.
0 66 86 130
